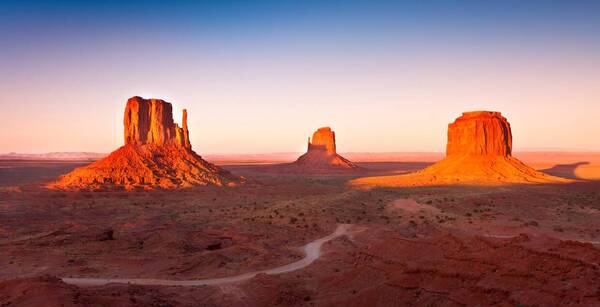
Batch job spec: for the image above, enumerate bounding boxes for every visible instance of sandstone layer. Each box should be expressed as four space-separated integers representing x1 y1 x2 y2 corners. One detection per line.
446 111 512 157
49 97 241 190
123 96 191 148
352 111 569 187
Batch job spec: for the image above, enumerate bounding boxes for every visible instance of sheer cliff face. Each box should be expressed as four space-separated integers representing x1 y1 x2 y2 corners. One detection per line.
351 111 569 187
308 127 337 154
49 96 242 190
446 111 512 158
123 96 191 149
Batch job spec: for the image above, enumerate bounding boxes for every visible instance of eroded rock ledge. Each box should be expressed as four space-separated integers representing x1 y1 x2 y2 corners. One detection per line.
49 97 242 190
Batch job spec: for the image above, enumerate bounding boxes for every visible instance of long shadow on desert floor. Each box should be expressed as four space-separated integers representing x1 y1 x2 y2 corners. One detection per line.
222 161 433 179
0 160 91 188
541 161 591 179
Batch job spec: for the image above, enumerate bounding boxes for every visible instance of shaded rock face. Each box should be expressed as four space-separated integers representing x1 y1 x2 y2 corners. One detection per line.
351 111 569 187
124 96 191 149
49 97 242 190
446 111 512 158
293 127 360 173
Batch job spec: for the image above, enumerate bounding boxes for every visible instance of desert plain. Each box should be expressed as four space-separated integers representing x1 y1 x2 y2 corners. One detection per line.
1 151 600 306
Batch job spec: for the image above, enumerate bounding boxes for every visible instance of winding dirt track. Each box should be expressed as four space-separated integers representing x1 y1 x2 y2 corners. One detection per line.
62 224 352 287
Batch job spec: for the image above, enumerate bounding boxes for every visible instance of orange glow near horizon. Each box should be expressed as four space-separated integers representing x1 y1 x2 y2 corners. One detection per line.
2 57 598 154
2 2 599 154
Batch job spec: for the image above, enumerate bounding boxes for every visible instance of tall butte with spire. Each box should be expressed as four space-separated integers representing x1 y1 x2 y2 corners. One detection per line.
352 111 569 187
49 96 242 190
123 97 191 148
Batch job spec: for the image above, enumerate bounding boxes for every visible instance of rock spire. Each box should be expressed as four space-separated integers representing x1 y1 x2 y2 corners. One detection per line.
124 96 191 149
49 96 242 190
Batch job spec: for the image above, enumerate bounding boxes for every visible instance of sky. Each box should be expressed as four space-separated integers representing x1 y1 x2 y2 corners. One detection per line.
1 0 599 154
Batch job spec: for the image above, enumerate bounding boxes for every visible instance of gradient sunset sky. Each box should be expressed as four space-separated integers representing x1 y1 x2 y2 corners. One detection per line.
2 1 599 154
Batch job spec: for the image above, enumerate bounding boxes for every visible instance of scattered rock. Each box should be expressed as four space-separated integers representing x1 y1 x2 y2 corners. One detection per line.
206 242 222 251
97 229 114 241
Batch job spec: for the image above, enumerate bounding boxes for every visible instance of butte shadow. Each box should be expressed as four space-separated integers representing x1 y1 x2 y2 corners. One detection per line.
260 127 363 175
541 162 591 180
351 111 571 188
48 96 243 190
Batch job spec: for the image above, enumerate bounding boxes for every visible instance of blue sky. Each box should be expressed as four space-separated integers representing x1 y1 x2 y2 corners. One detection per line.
1 1 599 153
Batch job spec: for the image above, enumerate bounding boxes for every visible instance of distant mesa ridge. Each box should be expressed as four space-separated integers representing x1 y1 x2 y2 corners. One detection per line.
352 111 570 187
48 96 242 190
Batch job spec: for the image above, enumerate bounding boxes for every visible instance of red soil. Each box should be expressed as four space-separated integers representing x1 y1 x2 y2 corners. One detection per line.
2 160 600 306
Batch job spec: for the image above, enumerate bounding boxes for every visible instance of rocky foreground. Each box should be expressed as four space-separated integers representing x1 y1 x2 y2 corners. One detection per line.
1 162 600 306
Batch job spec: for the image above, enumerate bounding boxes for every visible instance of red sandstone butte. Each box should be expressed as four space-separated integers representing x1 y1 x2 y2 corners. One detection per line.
446 111 512 157
123 97 191 149
293 127 360 172
352 111 570 187
49 97 242 190
307 127 337 154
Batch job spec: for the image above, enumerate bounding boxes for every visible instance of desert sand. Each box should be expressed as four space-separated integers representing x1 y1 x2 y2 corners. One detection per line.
1 152 600 306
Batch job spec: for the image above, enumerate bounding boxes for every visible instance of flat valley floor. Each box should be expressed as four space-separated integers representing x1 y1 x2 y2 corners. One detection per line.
1 156 600 306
